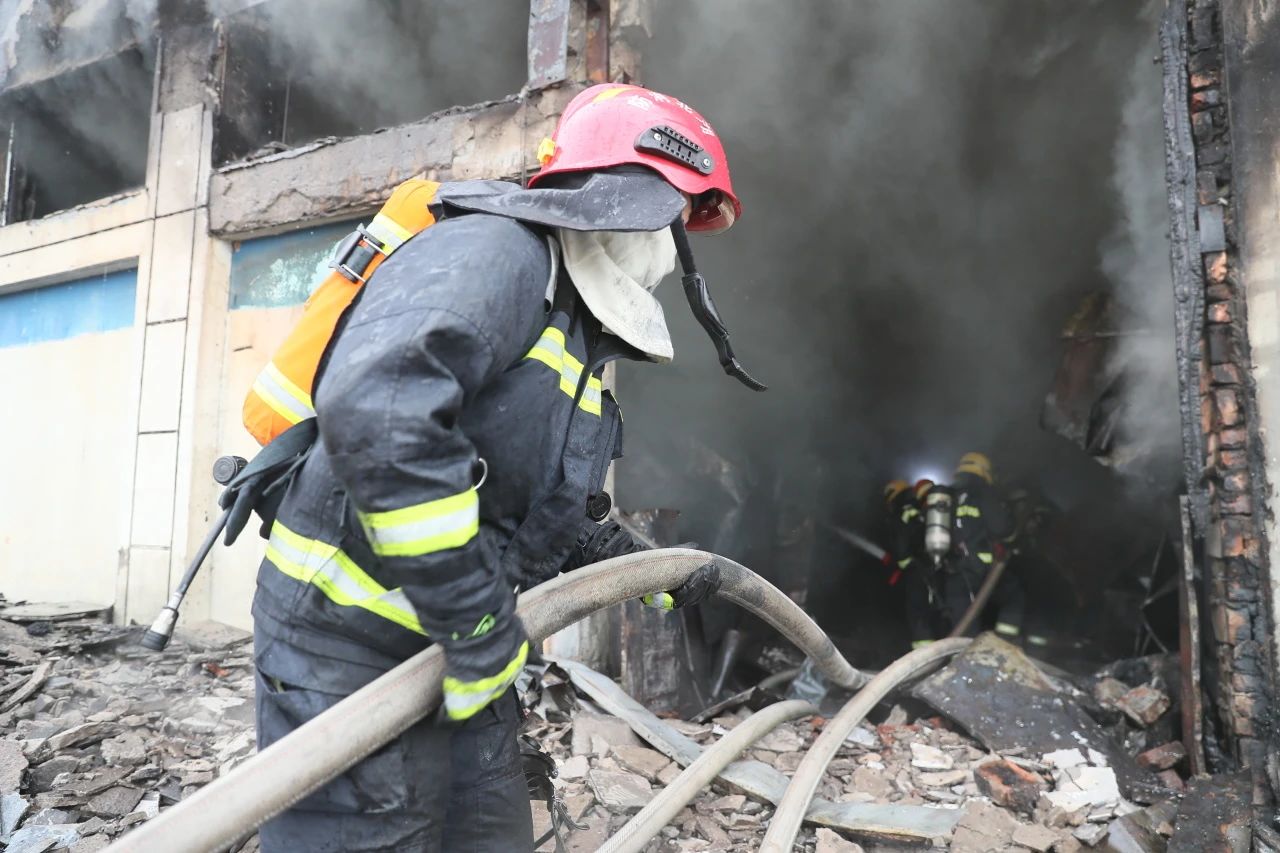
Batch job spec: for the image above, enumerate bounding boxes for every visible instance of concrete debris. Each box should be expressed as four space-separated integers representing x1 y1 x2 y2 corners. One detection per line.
951 800 1020 853
1073 821 1109 846
908 743 953 770
610 745 673 782
571 712 640 757
0 615 257 849
586 768 653 813
1010 821 1058 852
0 739 29 794
813 826 864 852
1135 741 1185 772
1115 686 1171 727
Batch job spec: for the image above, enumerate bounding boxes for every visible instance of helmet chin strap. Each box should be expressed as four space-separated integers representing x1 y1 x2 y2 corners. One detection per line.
670 220 767 392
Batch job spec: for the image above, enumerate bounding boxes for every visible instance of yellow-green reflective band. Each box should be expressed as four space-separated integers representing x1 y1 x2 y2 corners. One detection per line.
524 326 603 416
897 557 914 569
442 640 529 721
995 622 1020 636
265 521 425 635
977 552 994 565
252 361 316 425
359 488 479 558
911 640 934 650
956 505 981 519
901 507 920 523
366 213 414 253
1027 634 1050 646
642 592 675 610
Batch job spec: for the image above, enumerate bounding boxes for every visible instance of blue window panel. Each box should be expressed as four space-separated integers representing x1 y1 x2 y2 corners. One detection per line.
229 219 361 310
0 268 137 348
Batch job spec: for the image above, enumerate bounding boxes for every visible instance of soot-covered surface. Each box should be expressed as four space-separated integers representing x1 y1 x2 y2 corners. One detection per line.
618 1 1182 664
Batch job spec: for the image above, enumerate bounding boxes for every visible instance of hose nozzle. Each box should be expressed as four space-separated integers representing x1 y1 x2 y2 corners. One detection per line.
141 593 182 651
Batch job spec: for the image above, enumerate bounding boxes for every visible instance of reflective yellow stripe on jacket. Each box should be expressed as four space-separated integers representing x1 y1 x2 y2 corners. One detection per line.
956 505 981 519
252 361 316 425
358 488 480 559
524 326 603 416
442 640 530 721
264 521 424 634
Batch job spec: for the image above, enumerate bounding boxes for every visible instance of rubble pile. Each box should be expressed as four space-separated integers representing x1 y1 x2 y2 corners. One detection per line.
0 611 257 853
527 638 1192 852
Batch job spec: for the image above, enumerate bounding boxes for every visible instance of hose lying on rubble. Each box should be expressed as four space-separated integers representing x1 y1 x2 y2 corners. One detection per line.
106 548 870 853
758 637 971 853
599 699 818 853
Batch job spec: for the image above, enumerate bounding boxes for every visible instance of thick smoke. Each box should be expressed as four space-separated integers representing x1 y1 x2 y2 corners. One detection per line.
618 1 1178 619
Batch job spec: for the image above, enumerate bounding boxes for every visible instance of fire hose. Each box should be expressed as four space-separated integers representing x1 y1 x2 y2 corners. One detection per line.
599 699 817 853
758 637 970 853
106 549 869 853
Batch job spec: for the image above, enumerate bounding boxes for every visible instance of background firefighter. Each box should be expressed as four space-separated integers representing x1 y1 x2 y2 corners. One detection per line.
941 452 1024 640
249 84 743 852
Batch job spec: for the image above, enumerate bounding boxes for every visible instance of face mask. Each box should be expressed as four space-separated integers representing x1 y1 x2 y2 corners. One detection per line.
557 227 678 361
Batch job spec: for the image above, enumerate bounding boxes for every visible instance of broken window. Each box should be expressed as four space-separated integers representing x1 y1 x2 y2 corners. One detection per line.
0 47 155 224
214 0 527 166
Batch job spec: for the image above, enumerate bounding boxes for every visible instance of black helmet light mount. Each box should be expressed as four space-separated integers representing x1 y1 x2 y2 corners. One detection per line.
670 220 766 392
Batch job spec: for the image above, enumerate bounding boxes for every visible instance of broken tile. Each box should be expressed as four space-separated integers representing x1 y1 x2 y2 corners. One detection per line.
814 826 865 852
708 794 745 812
755 726 803 753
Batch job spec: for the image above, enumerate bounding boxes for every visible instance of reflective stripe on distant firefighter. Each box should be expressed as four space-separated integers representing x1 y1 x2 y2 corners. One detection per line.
901 507 920 524
265 521 424 634
956 505 981 519
365 212 415 253
358 488 480 559
252 361 317 425
897 556 914 570
442 639 530 721
524 326 603 415
995 621 1020 637
977 551 994 565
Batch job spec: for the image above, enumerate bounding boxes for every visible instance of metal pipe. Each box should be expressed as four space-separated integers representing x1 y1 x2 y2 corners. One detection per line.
107 549 869 853
947 559 1008 638
600 699 817 853
758 638 970 853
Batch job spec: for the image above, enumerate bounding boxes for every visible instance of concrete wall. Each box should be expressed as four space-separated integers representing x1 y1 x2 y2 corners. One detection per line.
0 0 609 633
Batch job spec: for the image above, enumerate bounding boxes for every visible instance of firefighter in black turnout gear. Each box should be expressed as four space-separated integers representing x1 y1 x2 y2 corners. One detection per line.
941 452 1024 640
250 84 752 852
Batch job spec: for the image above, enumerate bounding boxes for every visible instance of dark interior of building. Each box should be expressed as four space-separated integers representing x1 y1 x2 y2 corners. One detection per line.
0 45 153 222
618 0 1186 692
214 0 526 165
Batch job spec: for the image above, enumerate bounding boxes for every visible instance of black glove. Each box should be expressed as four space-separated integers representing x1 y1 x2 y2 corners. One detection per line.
642 561 721 610
562 520 647 571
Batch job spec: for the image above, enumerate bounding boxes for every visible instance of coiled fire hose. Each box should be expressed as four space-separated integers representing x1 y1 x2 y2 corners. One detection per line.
106 549 869 853
758 637 970 853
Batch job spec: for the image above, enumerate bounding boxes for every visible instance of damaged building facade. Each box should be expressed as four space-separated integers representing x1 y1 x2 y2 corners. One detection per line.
4 0 1280 824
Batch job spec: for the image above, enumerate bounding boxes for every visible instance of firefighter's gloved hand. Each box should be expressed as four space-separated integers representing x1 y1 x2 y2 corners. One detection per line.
642 561 721 610
563 519 647 572
437 617 530 724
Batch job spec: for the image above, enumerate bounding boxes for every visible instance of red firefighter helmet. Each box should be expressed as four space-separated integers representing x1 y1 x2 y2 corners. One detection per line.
529 83 740 234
